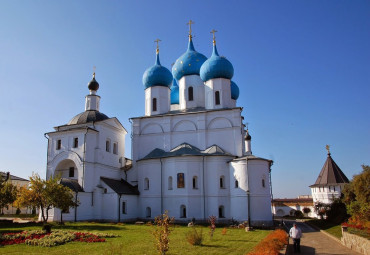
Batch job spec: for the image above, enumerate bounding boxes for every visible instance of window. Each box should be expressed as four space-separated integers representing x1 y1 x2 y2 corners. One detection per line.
333 186 336 192
69 167 74 177
177 173 185 188
113 142 118 155
188 87 193 101
106 139 111 152
146 207 151 218
73 138 78 148
219 206 225 218
168 176 173 190
122 201 127 214
144 178 149 190
192 176 198 189
56 139 61 150
220 176 225 189
152 98 157 111
262 179 265 188
180 205 186 218
235 180 239 188
215 91 220 105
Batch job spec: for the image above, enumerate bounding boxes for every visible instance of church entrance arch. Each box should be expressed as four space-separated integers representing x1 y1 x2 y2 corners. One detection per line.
276 209 284 216
54 159 78 180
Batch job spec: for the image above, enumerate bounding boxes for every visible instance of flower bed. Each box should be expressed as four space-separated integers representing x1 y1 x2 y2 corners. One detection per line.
247 229 288 255
0 230 118 247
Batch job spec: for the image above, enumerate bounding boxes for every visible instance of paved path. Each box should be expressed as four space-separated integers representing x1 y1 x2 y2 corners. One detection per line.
284 220 360 255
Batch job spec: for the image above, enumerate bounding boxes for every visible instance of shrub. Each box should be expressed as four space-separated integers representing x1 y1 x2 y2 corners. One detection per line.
15 208 21 215
248 229 288 255
294 210 304 219
208 215 216 239
152 210 174 255
186 227 203 246
221 227 227 235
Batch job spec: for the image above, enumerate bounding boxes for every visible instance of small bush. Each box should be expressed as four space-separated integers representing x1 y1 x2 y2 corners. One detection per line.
221 227 227 235
186 228 203 246
208 215 216 239
15 208 21 215
248 229 288 255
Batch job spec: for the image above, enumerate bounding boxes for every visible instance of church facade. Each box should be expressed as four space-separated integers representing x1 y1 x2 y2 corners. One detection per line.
44 29 273 226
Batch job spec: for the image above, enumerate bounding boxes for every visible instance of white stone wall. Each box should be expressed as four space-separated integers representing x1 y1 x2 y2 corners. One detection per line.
204 78 233 110
178 75 205 110
311 184 344 204
145 86 170 116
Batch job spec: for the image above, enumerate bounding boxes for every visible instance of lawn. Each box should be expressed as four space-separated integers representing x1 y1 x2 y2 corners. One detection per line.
307 219 342 239
0 222 271 255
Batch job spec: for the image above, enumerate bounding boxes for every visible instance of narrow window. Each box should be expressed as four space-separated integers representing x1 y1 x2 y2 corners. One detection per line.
192 176 198 189
219 206 224 218
220 176 225 189
122 201 127 214
146 207 151 218
215 91 220 105
69 167 74 177
180 205 186 218
168 176 173 190
188 87 193 101
113 142 118 155
262 179 265 188
152 98 157 111
56 139 61 150
235 180 239 188
334 186 336 192
106 139 111 152
73 138 78 148
177 173 185 188
144 178 149 190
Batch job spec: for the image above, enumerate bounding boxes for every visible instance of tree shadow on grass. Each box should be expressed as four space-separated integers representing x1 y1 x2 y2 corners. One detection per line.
200 244 227 248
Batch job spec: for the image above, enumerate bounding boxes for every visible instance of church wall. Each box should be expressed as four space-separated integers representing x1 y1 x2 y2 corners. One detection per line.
131 108 244 162
229 161 249 221
204 78 233 110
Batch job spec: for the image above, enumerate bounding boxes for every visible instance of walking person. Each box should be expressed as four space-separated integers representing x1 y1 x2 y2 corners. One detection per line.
289 223 302 253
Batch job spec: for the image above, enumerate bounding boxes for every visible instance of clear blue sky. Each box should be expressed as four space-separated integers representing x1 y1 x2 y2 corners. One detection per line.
0 0 369 198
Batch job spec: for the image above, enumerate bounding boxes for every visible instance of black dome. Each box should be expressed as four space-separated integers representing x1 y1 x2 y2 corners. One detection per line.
88 77 99 91
68 110 109 125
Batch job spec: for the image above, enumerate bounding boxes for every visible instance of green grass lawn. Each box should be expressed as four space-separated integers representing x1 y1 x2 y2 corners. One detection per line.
307 219 342 239
0 222 270 255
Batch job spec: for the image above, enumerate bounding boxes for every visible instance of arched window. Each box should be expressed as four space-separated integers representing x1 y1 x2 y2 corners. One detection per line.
220 175 225 189
188 87 194 101
152 98 157 111
262 179 265 188
235 180 239 188
192 176 198 189
219 206 225 218
144 178 149 190
215 91 220 105
146 207 151 218
168 176 173 190
113 142 118 155
180 205 186 218
106 139 111 152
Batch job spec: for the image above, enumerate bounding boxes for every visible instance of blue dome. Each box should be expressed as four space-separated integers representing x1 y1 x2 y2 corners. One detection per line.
142 53 173 89
170 79 179 104
230 81 239 100
200 44 234 82
172 39 207 81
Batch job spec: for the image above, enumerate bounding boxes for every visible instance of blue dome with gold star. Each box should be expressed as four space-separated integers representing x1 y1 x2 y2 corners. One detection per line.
200 44 234 82
170 79 179 104
143 53 173 89
172 39 207 81
231 81 239 100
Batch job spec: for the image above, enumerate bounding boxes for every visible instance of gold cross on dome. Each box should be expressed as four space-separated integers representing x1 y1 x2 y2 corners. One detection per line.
210 29 217 44
154 39 161 53
187 20 194 39
326 144 330 154
93 66 96 78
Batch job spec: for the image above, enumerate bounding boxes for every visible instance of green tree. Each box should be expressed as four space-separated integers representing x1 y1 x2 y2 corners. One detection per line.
0 180 18 214
342 165 370 221
19 174 78 223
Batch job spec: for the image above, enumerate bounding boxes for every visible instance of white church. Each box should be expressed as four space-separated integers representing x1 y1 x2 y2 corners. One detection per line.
44 27 274 226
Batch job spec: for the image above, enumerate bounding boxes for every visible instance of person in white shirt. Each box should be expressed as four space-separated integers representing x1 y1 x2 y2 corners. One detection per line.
289 223 302 253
